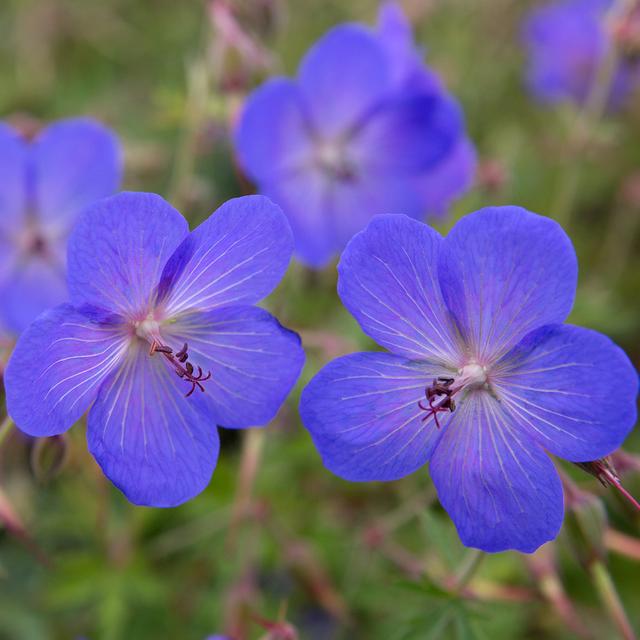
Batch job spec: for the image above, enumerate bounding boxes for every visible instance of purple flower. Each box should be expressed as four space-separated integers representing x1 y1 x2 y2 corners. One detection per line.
0 118 122 334
522 0 640 108
4 193 304 507
235 2 475 268
300 208 638 553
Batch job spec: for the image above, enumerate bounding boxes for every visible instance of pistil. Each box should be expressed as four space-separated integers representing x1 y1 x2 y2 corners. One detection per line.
149 340 211 397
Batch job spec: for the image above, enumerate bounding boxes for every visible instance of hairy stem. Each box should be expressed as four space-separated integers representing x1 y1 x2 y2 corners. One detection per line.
0 415 14 448
590 560 636 640
454 549 485 593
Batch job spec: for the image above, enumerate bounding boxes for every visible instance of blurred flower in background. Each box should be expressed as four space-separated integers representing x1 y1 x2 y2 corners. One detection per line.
235 2 475 268
4 193 304 507
0 118 121 335
522 0 640 109
301 208 638 552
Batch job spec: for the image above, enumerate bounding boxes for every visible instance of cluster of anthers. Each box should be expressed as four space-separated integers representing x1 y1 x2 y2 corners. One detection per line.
419 376 457 429
149 340 211 397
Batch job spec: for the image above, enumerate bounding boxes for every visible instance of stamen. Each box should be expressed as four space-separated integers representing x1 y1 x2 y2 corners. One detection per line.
149 339 211 397
418 376 457 429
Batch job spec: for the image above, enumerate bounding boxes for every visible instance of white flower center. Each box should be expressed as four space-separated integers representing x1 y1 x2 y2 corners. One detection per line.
457 362 488 390
134 315 161 341
314 138 356 180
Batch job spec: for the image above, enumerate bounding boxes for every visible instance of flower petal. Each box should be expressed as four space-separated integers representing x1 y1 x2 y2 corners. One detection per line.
235 78 314 183
0 123 27 234
262 169 336 268
0 255 68 334
494 324 638 462
430 391 564 553
300 352 447 481
338 215 460 364
159 195 293 316
162 305 304 428
438 206 577 363
298 25 392 137
33 118 122 229
522 0 608 106
87 343 220 507
352 92 462 174
265 166 429 268
4 304 128 437
416 137 477 218
376 1 417 87
67 192 189 316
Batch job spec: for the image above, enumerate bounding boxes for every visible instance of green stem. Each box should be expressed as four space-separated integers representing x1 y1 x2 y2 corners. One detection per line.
590 560 636 640
454 549 485 593
0 415 14 447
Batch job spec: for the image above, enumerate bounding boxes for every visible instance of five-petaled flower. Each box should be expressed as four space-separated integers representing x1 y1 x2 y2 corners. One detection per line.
300 207 638 553
4 192 305 507
235 1 475 268
0 118 121 334
522 0 640 109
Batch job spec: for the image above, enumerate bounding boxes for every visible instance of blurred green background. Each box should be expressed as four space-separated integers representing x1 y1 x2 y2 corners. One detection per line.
0 0 639 638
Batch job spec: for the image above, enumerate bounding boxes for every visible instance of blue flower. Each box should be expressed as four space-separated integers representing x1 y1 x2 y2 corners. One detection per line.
4 192 305 507
0 118 122 334
235 2 475 268
300 208 638 553
522 0 640 108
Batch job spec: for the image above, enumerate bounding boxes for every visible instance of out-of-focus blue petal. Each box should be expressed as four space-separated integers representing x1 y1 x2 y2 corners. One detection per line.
338 215 460 364
87 342 220 507
235 78 313 183
0 255 67 334
352 92 462 174
159 195 293 316
438 206 577 363
376 1 418 87
0 123 27 235
298 25 392 137
262 169 335 268
416 137 477 218
33 118 122 230
267 168 427 268
430 391 563 553
494 324 638 461
0 237 19 297
5 304 128 437
300 352 446 481
521 0 636 108
67 192 189 317
163 305 304 429
328 174 426 258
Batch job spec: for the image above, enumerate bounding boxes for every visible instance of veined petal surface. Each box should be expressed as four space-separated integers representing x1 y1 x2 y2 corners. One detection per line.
338 215 460 364
300 352 448 481
163 305 304 429
493 324 638 462
159 196 293 316
438 206 577 363
430 390 563 553
67 192 189 316
5 304 128 437
87 342 220 507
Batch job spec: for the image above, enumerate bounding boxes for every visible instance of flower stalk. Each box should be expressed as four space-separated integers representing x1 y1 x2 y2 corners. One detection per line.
590 560 636 640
